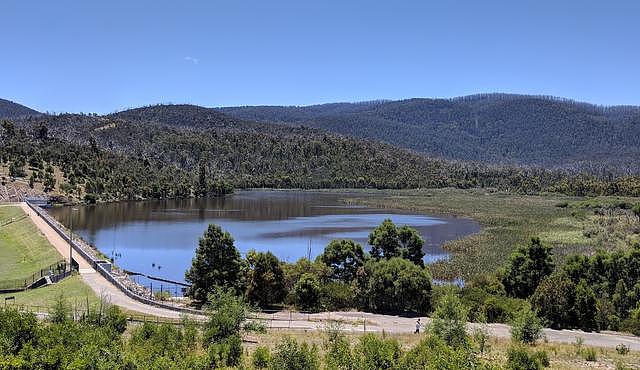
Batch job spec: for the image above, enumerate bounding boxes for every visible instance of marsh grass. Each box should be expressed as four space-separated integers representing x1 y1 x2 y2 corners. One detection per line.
339 188 639 280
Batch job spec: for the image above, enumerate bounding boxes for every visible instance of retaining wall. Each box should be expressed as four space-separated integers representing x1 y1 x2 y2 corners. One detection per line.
25 201 205 316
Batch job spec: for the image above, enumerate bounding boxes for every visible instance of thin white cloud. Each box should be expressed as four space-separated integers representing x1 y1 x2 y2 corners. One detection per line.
183 56 199 65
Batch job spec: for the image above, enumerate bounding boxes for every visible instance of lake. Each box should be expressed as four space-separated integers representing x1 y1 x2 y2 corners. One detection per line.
48 191 480 285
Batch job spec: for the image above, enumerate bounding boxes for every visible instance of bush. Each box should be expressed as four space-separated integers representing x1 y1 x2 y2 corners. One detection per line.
401 335 478 369
270 337 320 370
511 307 543 344
431 291 469 347
323 323 352 370
616 343 630 355
253 346 271 369
208 333 242 367
154 291 171 301
530 272 575 329
202 288 247 367
583 347 597 362
0 308 38 355
102 305 128 334
352 334 401 370
502 238 554 299
294 273 321 311
360 257 431 313
622 305 640 336
320 281 356 310
506 345 549 370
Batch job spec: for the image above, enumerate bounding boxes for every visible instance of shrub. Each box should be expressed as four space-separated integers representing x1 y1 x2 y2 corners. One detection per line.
246 250 286 307
431 291 469 347
506 345 549 370
511 307 543 344
320 281 355 310
352 333 401 370
102 305 128 334
323 323 352 370
530 272 575 329
360 257 431 313
154 291 171 301
208 333 242 367
253 346 271 369
583 347 597 362
622 305 640 336
401 335 478 369
472 323 490 353
294 273 321 311
269 337 320 370
0 308 38 355
502 238 554 299
616 343 630 355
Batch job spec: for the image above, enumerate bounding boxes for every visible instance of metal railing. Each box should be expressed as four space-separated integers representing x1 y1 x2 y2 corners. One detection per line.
0 260 68 291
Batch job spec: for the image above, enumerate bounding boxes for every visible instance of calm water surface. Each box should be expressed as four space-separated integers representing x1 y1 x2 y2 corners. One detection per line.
49 191 480 284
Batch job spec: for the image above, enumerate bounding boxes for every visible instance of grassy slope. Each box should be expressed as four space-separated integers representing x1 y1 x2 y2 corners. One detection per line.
0 274 98 310
338 188 639 280
0 206 62 280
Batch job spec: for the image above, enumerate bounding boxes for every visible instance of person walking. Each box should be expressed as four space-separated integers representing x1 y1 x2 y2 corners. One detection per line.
414 318 422 334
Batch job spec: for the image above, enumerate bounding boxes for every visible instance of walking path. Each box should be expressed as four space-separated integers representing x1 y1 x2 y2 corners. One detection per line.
16 202 640 350
19 203 190 319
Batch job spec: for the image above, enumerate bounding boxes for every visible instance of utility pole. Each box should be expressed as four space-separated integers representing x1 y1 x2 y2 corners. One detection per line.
69 208 78 271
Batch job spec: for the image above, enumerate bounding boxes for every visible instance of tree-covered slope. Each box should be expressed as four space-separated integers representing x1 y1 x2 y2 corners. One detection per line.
0 98 40 119
220 94 640 173
3 104 640 204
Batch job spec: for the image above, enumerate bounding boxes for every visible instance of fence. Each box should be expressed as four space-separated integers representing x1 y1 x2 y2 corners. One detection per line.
0 260 68 292
3 303 332 331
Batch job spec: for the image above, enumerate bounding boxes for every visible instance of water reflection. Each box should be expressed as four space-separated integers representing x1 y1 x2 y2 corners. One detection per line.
49 191 480 283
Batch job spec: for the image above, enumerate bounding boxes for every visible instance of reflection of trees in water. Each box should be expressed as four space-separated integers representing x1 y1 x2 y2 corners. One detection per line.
48 191 481 259
48 191 371 232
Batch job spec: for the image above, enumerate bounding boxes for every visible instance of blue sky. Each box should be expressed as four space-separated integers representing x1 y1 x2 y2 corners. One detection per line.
2 0 639 113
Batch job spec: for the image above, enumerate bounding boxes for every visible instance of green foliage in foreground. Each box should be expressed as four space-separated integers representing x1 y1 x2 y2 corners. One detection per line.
0 288 256 369
431 291 469 347
510 307 543 345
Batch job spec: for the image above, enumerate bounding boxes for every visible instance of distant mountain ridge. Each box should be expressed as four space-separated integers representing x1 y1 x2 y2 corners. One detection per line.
0 98 40 119
220 93 640 173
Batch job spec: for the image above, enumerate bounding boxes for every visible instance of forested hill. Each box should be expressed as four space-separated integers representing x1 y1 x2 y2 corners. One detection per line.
220 94 640 173
111 104 263 130
3 105 640 203
0 98 40 119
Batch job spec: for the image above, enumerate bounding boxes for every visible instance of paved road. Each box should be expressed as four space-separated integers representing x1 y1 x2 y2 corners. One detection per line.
17 202 640 350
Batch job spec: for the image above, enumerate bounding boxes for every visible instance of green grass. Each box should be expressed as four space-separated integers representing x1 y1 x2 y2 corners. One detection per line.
0 206 63 281
337 188 640 280
0 274 99 310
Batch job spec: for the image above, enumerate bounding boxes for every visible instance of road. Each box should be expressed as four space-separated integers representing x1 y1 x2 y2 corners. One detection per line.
18 202 640 350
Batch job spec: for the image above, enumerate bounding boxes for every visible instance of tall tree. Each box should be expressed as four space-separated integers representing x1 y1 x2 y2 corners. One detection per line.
319 239 365 283
502 237 554 299
398 225 426 267
246 250 286 307
185 224 245 302
368 219 425 265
